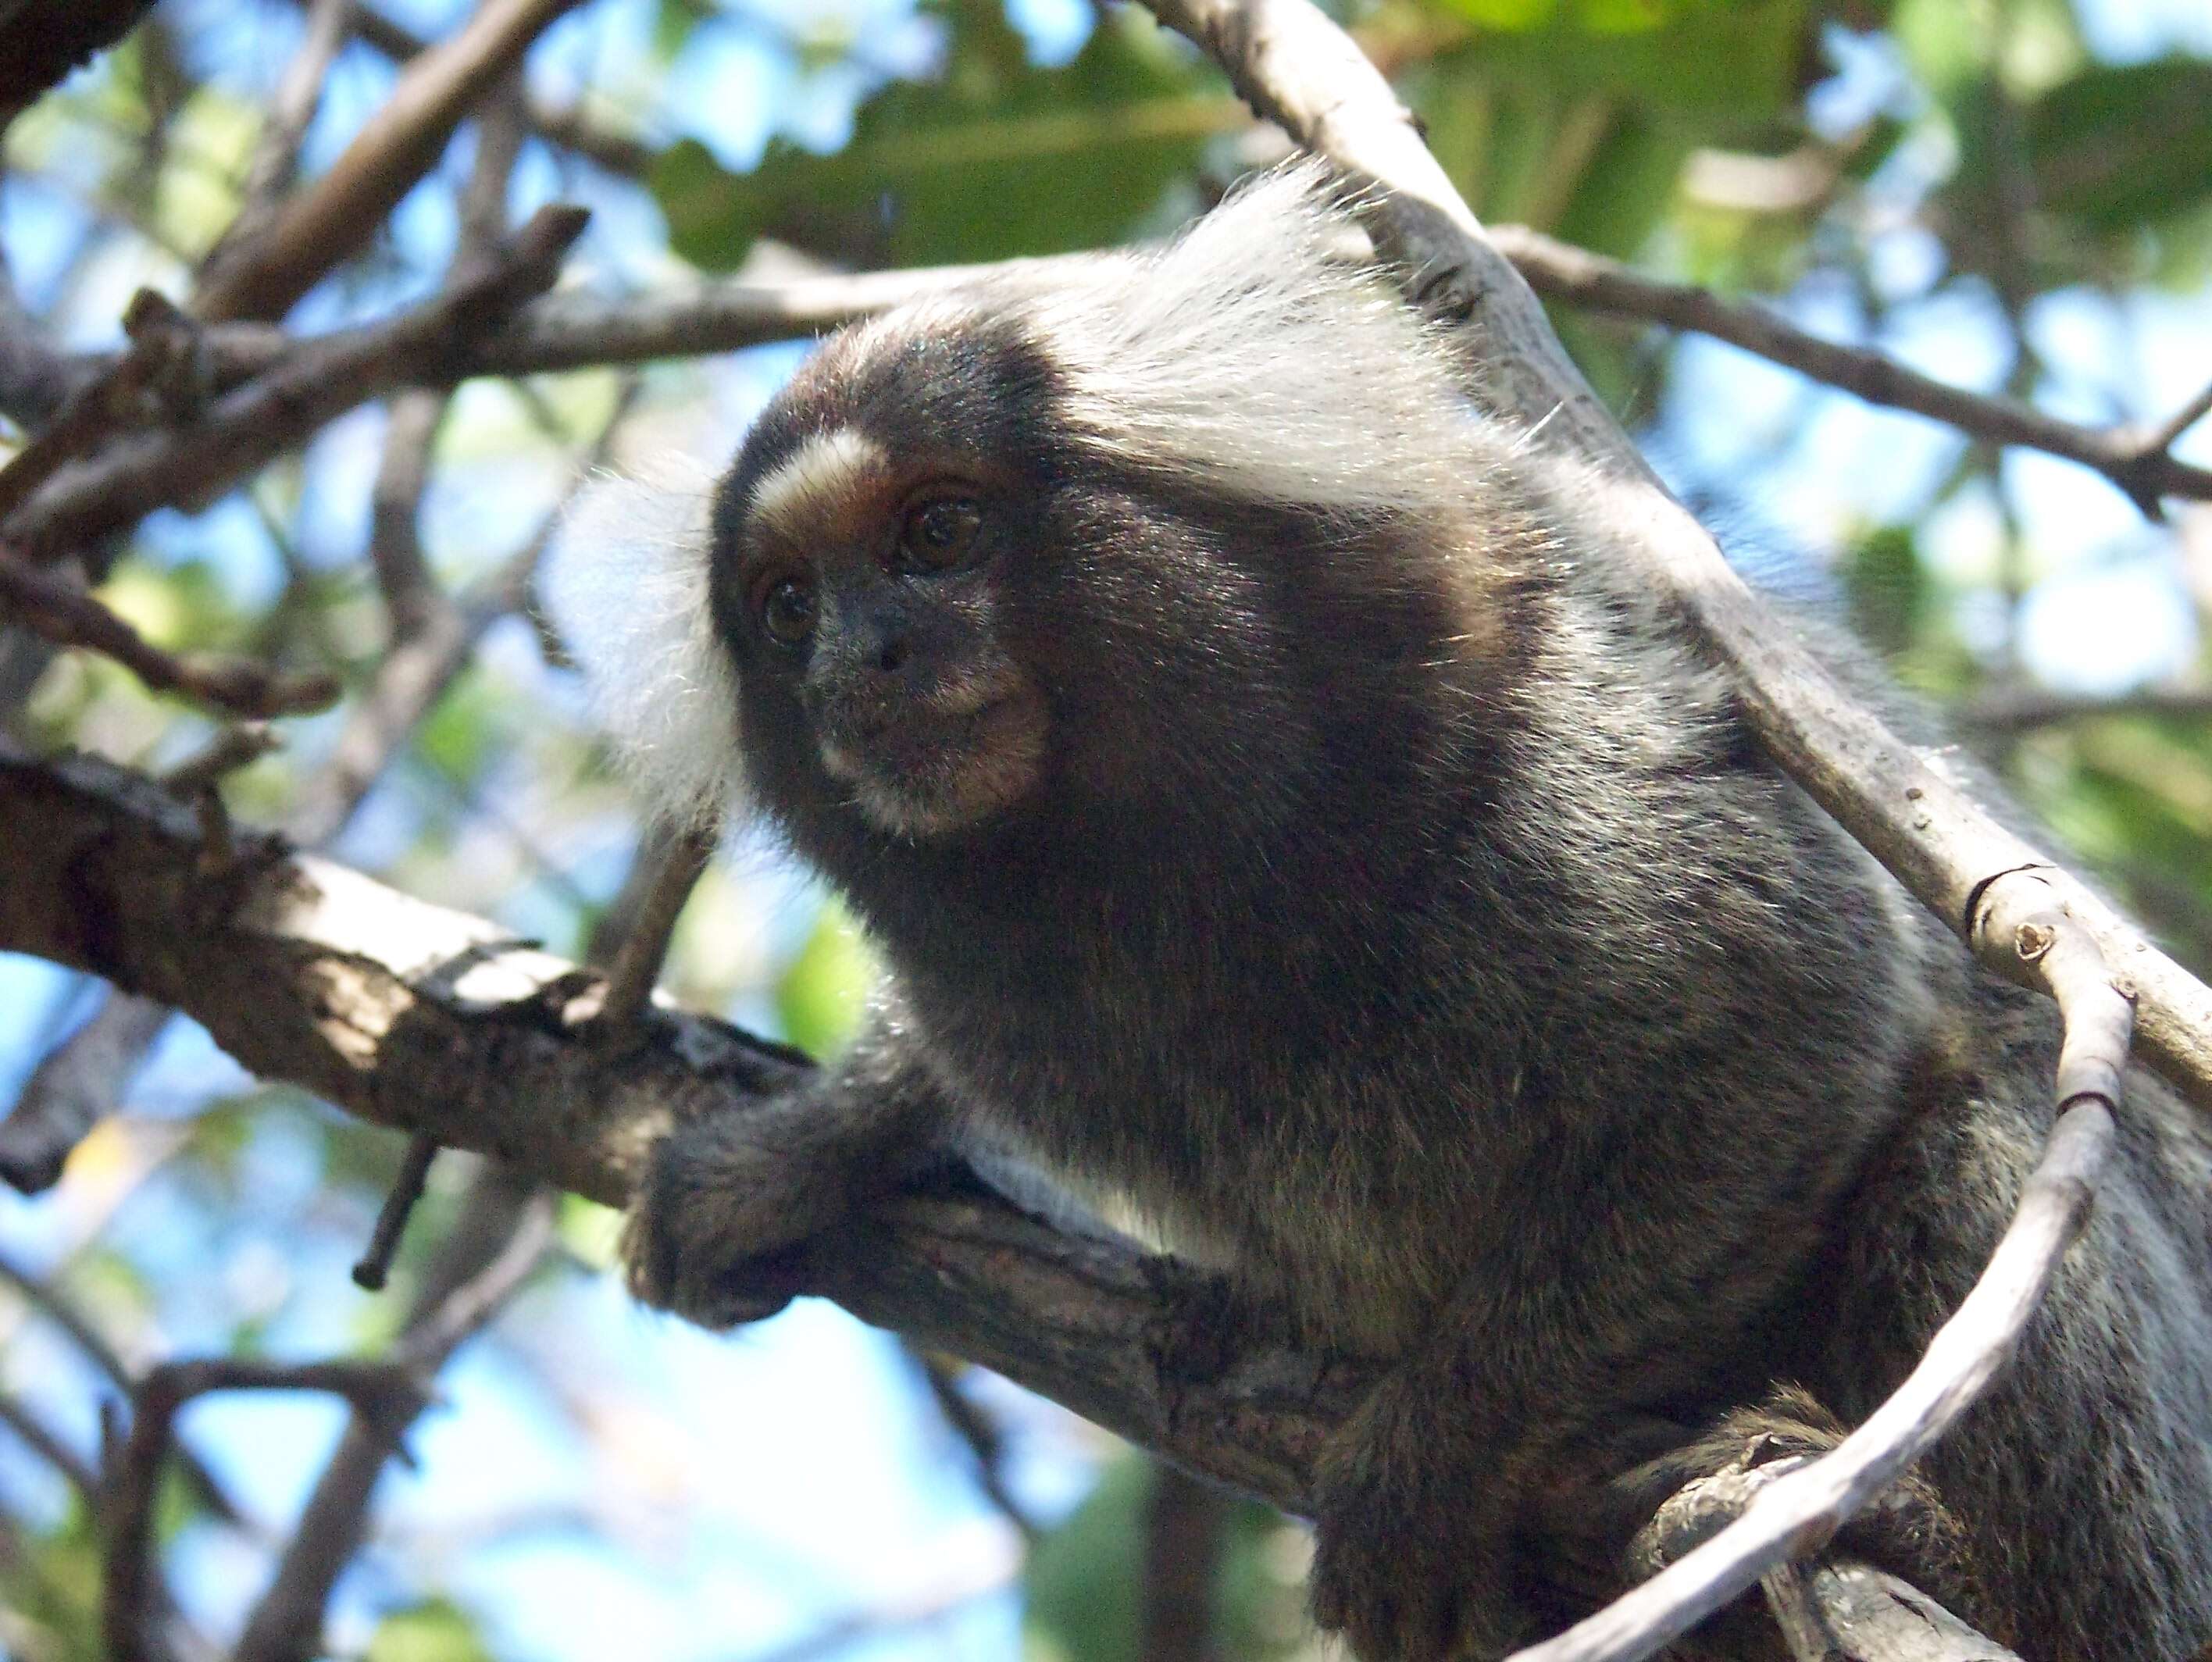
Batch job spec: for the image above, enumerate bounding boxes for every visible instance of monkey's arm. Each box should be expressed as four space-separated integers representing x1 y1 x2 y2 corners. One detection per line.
624 989 955 1328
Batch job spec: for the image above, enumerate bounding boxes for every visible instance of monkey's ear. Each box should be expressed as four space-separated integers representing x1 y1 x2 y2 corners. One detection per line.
542 458 746 828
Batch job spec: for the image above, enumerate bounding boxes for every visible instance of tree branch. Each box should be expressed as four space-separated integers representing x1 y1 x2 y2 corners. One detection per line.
2 202 589 561
193 0 587 323
0 542 341 718
1484 225 2212 514
0 741 2007 1662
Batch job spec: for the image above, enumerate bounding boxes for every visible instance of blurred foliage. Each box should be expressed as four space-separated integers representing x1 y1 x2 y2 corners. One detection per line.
657 0 1234 268
1024 1456 1311 1662
2 0 2210 1658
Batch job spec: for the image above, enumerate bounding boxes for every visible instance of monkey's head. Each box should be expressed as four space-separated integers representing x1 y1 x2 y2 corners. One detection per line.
550 166 1502 868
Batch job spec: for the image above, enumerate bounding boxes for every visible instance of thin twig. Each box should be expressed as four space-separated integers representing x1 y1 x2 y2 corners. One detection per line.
911 1348 1036 1543
2138 376 2212 462
351 1133 441 1292
4 202 590 559
0 540 340 718
0 1390 102 1504
593 822 719 1031
1508 875 2126 1662
201 0 352 276
1484 223 2212 513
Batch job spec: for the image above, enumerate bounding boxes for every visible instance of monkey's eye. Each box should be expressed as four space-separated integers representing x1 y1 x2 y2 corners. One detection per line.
898 496 982 572
759 576 818 646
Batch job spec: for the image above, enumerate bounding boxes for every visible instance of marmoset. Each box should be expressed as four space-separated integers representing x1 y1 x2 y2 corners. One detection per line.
548 166 2212 1660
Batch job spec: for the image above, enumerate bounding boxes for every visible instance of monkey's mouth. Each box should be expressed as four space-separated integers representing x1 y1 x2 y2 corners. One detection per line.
819 684 1048 837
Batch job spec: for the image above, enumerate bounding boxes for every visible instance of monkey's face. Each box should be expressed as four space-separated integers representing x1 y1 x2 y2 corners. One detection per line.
705 318 1086 843
702 309 1327 861
712 438 1051 839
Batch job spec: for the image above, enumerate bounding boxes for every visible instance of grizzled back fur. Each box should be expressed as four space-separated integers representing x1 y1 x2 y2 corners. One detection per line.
551 166 2212 1659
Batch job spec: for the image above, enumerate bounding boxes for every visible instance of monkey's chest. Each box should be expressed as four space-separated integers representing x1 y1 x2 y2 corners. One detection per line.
910 966 1480 1353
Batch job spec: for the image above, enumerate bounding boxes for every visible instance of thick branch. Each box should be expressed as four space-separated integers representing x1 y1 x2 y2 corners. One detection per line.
0 743 1350 1506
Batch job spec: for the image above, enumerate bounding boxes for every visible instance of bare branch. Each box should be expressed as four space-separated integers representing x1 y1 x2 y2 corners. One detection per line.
366 390 451 641
1484 225 2212 513
2138 376 2212 468
205 0 353 269
349 1134 441 1293
909 1348 1036 1544
0 1389 102 1505
0 543 341 718
1959 681 2212 732
194 0 588 323
0 990 169 1193
3 202 589 560
590 821 719 1032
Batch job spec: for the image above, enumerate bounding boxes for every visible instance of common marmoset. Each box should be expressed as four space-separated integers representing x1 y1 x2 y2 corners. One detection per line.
548 166 2212 1660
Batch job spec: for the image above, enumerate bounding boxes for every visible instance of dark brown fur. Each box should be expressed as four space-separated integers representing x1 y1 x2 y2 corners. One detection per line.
609 187 2212 1660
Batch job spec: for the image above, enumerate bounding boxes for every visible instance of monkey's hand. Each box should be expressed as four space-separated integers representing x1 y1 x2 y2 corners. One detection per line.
1310 1368 1537 1662
624 1022 954 1329
622 1097 865 1329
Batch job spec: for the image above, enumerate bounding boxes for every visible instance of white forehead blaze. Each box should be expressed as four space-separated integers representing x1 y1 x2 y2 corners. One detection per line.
749 427 887 537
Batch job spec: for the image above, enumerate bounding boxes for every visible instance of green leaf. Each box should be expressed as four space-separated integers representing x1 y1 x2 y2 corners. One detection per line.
366 1598 495 1662
775 899 876 1057
653 0 1233 272
2026 58 2212 234
1418 0 1810 116
1889 0 1989 97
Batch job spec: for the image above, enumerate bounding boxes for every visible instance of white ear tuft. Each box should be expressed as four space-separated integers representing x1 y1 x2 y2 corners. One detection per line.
541 456 744 828
1031 159 1478 521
